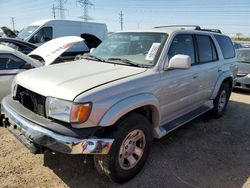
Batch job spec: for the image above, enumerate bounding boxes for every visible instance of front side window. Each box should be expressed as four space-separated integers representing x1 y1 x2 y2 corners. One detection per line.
91 32 168 67
168 34 195 65
196 35 218 63
29 27 53 43
0 54 26 70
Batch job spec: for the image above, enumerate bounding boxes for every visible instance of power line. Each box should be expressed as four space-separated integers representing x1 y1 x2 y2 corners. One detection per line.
77 0 93 22
10 17 15 31
54 0 68 19
119 11 124 30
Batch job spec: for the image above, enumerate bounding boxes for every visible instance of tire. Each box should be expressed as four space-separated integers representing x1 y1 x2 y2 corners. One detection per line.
94 113 152 183
212 82 231 118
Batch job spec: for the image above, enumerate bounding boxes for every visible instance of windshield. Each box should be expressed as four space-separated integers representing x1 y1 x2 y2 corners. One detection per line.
17 25 39 39
91 32 168 67
236 50 250 64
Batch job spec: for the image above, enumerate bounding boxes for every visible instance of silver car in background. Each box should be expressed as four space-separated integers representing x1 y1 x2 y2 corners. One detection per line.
235 48 250 91
0 44 42 101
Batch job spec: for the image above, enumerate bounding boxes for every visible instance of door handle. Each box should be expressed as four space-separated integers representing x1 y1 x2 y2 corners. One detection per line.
218 68 222 72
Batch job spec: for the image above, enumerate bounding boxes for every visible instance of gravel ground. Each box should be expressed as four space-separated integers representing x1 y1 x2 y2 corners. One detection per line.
0 91 250 188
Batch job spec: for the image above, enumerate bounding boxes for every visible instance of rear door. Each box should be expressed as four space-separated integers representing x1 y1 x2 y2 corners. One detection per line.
194 34 220 99
0 54 27 101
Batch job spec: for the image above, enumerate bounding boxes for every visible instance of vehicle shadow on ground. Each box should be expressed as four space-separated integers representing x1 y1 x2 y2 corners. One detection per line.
43 100 250 188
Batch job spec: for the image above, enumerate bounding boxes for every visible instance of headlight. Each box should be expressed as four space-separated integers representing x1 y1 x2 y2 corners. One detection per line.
46 97 91 123
247 74 250 78
46 97 72 122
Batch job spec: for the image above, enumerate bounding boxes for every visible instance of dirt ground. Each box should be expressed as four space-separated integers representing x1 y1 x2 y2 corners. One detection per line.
0 90 250 188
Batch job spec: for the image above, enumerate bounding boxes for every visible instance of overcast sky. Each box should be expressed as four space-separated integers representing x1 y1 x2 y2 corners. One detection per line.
0 0 250 36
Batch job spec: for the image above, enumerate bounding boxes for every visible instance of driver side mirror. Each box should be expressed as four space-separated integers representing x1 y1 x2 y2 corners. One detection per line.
165 54 191 70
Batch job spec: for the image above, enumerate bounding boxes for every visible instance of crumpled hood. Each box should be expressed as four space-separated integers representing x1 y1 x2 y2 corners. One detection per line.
15 60 147 101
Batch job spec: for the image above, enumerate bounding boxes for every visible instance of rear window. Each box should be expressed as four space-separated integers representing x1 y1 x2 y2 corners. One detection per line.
215 35 235 59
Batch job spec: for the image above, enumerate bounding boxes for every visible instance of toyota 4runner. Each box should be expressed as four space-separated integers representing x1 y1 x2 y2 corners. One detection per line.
1 26 237 183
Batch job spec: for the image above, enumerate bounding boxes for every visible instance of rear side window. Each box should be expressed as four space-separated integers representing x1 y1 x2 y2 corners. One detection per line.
0 54 26 70
215 35 235 59
168 34 195 65
196 35 218 63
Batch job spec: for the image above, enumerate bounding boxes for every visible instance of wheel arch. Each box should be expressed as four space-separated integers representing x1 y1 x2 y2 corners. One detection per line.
211 72 233 99
98 93 161 129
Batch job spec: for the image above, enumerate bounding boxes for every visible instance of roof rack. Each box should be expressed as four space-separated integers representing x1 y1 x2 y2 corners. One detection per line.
154 25 201 30
197 29 222 33
154 25 222 33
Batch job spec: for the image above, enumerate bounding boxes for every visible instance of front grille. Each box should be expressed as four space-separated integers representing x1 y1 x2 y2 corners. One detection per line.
15 85 46 117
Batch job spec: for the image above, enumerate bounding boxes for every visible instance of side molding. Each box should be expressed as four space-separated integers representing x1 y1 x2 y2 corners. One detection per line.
98 93 161 127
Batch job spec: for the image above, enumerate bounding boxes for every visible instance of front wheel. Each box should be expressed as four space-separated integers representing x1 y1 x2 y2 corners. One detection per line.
212 82 231 118
94 113 152 183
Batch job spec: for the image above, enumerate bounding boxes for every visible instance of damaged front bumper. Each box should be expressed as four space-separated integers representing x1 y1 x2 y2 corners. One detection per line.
1 96 113 155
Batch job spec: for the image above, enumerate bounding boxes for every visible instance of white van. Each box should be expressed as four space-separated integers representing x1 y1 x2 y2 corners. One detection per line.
17 19 108 57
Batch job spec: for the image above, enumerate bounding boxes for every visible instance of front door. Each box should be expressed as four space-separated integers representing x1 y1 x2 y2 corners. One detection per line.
159 34 204 123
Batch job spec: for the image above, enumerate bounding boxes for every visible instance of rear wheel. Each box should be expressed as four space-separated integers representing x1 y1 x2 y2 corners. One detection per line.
94 113 152 183
212 82 231 118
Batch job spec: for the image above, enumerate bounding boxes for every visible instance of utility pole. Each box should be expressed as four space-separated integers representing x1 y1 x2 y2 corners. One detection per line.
52 4 56 19
10 17 15 31
54 0 68 19
76 0 93 22
119 11 123 30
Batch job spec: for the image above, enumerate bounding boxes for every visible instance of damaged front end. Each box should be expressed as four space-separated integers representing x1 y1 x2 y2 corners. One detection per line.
1 95 113 155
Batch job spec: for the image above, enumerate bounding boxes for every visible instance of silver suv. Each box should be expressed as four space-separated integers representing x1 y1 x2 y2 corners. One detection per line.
1 26 237 183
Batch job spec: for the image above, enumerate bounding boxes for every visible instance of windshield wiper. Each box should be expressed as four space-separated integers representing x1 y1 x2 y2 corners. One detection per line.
107 57 146 67
85 55 105 62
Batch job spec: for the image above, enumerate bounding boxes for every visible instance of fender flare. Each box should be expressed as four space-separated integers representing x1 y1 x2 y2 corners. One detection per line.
210 71 234 99
98 93 161 127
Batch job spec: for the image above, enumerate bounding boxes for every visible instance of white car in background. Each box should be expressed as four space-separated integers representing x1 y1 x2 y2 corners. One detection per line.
0 36 83 101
